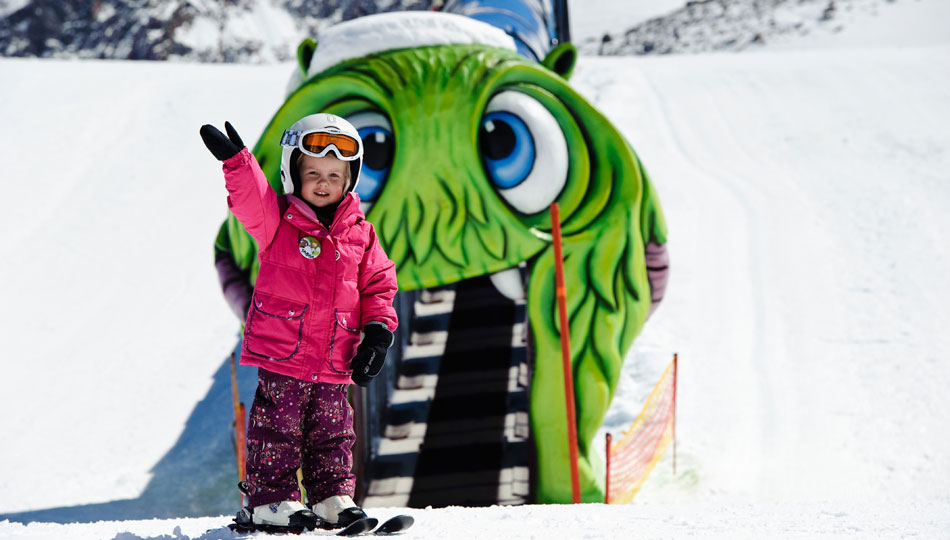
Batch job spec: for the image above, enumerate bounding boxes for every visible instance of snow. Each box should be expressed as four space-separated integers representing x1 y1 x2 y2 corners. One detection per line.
2 2 950 538
581 44 950 506
764 0 950 51
0 0 29 19
176 17 221 53
303 12 516 79
567 0 685 42
170 0 307 63
3 502 950 540
0 58 290 512
587 0 950 56
224 1 302 60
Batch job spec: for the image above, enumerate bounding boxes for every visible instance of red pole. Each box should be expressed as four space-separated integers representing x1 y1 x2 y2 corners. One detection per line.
550 202 581 504
605 432 612 504
672 353 678 476
237 404 246 479
230 353 247 504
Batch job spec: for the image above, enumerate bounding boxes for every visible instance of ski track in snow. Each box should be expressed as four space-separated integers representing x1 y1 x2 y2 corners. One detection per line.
583 46 950 505
643 62 779 496
584 55 780 500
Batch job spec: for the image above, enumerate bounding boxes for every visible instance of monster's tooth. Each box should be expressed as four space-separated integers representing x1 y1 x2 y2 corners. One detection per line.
490 267 525 302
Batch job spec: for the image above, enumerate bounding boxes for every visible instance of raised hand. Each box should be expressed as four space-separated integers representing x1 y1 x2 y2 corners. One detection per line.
199 121 245 161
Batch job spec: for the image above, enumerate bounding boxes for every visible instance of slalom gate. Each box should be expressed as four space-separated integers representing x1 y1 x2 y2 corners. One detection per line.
605 354 677 504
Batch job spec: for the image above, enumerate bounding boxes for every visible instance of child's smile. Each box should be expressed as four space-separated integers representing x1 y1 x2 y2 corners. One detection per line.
298 153 348 208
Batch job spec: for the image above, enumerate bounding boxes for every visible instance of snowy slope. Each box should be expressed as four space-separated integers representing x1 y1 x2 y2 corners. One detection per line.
2 4 950 538
0 58 290 512
566 0 684 42
582 45 950 505
762 0 950 51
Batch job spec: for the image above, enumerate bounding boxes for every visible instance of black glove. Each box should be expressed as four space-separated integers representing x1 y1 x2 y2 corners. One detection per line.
350 323 394 387
199 121 245 161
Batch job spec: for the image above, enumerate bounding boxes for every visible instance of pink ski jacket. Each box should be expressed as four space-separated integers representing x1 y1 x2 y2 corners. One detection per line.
222 148 398 384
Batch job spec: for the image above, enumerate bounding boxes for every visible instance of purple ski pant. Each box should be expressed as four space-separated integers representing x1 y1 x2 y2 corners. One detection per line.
244 369 356 507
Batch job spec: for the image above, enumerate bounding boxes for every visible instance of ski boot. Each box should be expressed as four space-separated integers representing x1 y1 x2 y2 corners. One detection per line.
311 494 378 534
230 500 320 533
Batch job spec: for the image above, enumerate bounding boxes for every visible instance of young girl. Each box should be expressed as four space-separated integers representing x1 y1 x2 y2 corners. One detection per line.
200 114 398 531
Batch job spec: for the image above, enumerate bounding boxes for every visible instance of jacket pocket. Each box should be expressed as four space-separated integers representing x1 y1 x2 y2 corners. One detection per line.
329 309 361 374
244 292 307 362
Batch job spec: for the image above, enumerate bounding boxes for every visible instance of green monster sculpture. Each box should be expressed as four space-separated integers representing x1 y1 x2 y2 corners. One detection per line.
215 12 668 504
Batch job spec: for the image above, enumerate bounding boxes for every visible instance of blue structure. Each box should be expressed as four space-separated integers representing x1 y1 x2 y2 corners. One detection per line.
442 0 569 61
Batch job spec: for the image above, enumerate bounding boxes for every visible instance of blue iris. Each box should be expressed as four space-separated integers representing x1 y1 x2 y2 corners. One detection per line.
356 125 393 201
479 111 536 190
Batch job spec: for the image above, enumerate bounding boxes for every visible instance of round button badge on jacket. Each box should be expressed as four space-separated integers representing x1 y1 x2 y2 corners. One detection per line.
299 236 321 259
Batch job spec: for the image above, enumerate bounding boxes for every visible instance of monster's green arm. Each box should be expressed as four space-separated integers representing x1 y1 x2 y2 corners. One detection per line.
528 141 667 503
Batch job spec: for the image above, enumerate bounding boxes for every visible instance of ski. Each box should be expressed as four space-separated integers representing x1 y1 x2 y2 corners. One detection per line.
336 516 378 536
227 522 310 535
225 514 411 536
372 514 414 535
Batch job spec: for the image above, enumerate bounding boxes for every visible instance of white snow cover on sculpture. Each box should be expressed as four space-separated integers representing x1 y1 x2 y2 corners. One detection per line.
306 11 517 78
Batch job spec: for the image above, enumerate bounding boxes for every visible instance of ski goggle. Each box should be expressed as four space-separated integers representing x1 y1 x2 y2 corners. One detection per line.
280 129 362 161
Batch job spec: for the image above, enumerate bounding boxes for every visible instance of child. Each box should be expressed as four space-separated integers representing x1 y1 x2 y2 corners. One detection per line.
200 114 398 531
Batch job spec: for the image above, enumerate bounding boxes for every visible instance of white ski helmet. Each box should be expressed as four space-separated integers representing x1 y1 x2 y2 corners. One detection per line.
279 113 363 197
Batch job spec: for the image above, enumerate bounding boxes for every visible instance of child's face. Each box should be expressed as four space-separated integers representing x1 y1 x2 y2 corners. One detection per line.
298 153 348 208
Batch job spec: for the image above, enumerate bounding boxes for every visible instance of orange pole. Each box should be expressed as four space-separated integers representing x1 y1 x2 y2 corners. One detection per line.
550 202 581 504
672 353 678 476
230 353 247 502
237 405 246 479
605 432 613 504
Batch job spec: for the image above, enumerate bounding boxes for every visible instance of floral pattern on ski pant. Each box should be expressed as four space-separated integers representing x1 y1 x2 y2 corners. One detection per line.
244 369 355 507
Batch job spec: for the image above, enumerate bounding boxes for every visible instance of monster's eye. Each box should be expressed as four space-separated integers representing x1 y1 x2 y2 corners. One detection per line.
348 111 393 204
479 91 568 214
